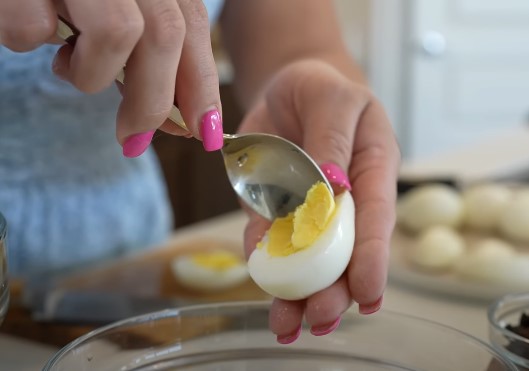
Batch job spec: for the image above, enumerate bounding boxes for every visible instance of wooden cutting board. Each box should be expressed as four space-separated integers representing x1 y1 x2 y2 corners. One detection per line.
56 238 268 302
2 238 269 347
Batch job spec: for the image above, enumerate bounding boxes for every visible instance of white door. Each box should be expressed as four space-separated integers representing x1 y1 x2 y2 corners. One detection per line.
373 0 529 160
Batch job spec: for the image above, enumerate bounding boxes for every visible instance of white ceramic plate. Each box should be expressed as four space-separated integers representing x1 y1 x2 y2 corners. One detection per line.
389 228 528 302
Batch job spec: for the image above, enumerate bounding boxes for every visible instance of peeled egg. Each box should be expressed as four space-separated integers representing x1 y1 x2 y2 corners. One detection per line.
409 225 465 271
171 250 249 292
398 184 463 233
454 238 529 286
462 184 512 231
248 182 355 300
498 190 529 244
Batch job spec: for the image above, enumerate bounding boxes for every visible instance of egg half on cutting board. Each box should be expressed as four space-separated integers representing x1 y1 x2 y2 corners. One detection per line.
171 250 249 292
248 181 355 300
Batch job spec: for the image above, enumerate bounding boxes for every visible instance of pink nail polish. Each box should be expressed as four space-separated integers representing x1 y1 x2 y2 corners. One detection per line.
359 296 383 315
320 163 352 191
200 109 223 152
122 130 155 158
276 325 302 345
310 317 341 336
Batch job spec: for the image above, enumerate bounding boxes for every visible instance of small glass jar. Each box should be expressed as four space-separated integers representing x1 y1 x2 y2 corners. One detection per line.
489 292 529 370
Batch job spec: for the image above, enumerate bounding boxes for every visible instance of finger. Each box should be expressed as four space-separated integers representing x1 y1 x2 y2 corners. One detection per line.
116 0 185 150
305 276 352 335
294 61 370 171
172 0 223 151
0 0 56 51
236 100 280 136
54 0 144 93
347 100 400 310
269 298 305 344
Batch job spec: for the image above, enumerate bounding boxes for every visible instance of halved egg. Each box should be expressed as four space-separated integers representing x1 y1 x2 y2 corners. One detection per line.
171 250 249 292
248 182 355 300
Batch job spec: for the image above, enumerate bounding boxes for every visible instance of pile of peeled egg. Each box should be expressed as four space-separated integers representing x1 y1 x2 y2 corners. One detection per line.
397 183 529 287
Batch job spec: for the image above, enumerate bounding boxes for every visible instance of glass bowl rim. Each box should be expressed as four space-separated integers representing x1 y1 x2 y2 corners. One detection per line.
43 300 517 370
488 291 529 344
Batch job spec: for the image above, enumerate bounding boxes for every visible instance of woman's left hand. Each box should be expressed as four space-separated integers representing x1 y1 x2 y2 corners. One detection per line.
239 59 400 343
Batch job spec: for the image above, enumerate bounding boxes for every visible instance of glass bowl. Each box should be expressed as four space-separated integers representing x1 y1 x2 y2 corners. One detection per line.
0 212 8 325
43 301 516 370
489 292 529 370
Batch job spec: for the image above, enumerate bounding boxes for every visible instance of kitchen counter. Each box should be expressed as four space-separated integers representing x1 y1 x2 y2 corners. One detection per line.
0 211 495 370
161 210 494 341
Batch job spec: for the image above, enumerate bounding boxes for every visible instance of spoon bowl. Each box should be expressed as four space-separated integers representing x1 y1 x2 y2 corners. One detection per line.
56 18 332 220
222 133 332 220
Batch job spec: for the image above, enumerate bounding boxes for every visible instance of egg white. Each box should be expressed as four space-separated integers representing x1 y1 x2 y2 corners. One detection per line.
248 191 355 300
398 184 463 233
409 225 465 271
171 253 249 292
499 190 529 244
455 239 529 288
462 183 512 231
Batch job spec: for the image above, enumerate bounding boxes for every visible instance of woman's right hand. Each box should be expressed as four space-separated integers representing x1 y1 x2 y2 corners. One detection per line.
0 0 223 156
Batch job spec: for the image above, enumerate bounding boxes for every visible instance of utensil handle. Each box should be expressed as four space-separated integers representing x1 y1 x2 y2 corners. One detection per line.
56 17 188 131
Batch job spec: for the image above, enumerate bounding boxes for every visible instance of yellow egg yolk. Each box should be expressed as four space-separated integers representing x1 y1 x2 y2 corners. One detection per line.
191 251 242 271
259 182 336 257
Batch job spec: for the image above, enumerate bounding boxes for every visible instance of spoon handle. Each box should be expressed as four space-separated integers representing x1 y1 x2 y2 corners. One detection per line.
56 17 189 132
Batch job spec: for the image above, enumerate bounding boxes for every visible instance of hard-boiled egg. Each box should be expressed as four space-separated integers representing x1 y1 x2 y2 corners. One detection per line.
397 184 463 233
462 183 512 231
408 225 465 271
171 250 249 292
498 190 529 244
248 182 355 300
454 238 529 287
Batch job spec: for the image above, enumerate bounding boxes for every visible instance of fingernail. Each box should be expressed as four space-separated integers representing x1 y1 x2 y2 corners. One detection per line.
359 296 383 315
200 109 223 152
276 325 302 345
310 317 341 336
122 130 155 158
320 163 351 191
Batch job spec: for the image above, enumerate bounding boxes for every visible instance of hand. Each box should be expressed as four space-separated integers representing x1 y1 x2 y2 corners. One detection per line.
0 0 223 155
239 60 400 343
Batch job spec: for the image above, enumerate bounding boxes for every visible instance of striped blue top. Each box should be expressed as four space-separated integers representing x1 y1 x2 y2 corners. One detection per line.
0 0 224 277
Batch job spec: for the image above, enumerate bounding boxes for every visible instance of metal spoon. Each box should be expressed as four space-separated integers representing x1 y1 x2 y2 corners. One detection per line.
56 18 333 220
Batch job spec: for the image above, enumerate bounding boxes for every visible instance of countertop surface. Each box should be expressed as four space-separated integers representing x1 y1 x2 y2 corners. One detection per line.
8 122 529 370
0 210 496 370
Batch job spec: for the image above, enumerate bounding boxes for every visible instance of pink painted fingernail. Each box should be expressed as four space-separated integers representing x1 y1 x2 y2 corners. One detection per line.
359 295 383 315
310 317 341 336
320 163 351 191
200 109 223 152
276 325 302 345
122 130 155 158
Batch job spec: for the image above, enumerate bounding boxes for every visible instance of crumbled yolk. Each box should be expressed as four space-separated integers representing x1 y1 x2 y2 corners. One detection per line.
258 182 335 257
191 251 242 271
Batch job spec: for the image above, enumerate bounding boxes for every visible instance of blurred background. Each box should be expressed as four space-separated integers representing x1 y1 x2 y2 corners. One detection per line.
154 0 529 229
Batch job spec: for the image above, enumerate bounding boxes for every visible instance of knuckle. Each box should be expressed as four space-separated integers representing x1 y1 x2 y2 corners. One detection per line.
320 125 352 163
340 82 372 105
146 2 185 51
2 17 55 51
180 0 209 28
96 12 144 50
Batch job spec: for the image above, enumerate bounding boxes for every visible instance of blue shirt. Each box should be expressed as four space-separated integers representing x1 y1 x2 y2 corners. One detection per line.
0 0 225 277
